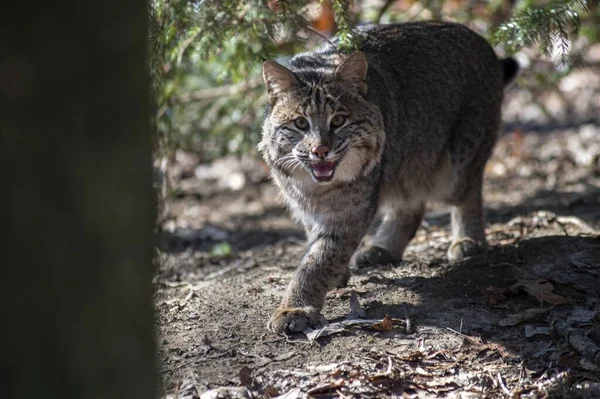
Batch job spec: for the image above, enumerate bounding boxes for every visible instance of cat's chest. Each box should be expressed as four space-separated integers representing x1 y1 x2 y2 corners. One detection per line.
274 171 372 228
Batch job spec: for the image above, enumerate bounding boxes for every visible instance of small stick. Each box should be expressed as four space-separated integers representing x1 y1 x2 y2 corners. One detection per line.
336 389 351 399
497 372 511 396
371 356 393 379
555 216 600 235
403 303 411 334
385 356 393 374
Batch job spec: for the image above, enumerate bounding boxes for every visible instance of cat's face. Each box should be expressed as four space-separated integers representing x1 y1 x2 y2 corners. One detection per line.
259 52 385 185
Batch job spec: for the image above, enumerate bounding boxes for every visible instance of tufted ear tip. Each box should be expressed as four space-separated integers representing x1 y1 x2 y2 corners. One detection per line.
335 51 368 94
262 60 298 97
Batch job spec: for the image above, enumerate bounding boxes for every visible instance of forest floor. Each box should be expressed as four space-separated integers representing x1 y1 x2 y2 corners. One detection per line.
155 123 600 399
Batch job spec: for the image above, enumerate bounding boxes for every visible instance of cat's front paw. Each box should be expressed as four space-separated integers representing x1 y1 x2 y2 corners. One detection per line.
267 306 322 334
447 237 486 261
354 245 399 267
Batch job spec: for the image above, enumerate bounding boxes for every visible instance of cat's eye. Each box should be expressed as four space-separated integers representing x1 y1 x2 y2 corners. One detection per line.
294 117 309 130
330 115 346 128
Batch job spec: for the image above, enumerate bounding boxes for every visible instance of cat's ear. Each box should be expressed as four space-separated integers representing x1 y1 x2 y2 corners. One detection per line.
262 60 298 100
335 51 368 94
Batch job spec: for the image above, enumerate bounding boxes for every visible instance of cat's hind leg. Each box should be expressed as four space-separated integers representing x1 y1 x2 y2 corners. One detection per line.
355 203 425 266
447 171 487 261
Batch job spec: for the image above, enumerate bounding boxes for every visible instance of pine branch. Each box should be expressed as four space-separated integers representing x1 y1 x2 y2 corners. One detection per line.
331 0 358 52
173 78 262 104
492 0 598 65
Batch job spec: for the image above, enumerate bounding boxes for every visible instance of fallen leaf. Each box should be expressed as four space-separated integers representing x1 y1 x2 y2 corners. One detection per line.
461 334 483 346
566 308 598 326
304 317 404 341
263 386 279 397
329 368 344 378
588 322 600 344
487 343 510 358
558 353 580 368
509 279 571 305
306 379 345 395
570 249 600 276
498 308 551 327
255 350 297 367
368 315 394 332
525 325 552 338
579 358 599 371
273 388 301 399
401 351 425 362
238 366 253 386
480 286 509 305
200 387 250 399
304 324 346 341
309 363 340 373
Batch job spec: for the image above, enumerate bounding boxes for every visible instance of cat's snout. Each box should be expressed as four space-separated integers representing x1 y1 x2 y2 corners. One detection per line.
311 145 329 160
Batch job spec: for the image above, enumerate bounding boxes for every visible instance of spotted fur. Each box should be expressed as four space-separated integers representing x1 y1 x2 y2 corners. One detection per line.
259 21 518 334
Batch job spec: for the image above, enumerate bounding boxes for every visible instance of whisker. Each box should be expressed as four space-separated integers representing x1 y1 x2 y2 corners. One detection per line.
291 161 303 173
274 154 294 166
282 158 297 170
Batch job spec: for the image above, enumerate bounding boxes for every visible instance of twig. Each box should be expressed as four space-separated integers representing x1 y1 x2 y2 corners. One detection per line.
445 327 483 345
178 289 195 309
497 372 511 396
375 0 395 24
403 303 411 334
189 371 201 398
552 316 600 365
445 327 466 337
159 349 233 374
307 381 344 395
407 2 426 21
304 26 336 48
174 78 262 104
371 356 393 379
555 216 600 235
162 281 194 289
176 29 203 67
204 260 256 280
173 379 181 399
336 389 351 399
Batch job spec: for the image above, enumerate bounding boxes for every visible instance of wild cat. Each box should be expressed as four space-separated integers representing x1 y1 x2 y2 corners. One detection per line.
259 21 518 334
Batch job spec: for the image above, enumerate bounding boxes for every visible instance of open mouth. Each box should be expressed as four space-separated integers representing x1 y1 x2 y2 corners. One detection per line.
310 161 335 182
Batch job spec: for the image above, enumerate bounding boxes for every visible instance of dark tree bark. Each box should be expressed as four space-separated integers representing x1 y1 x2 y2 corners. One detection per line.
0 1 156 398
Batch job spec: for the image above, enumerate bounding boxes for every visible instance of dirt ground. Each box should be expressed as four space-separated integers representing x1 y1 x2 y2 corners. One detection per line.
155 122 600 398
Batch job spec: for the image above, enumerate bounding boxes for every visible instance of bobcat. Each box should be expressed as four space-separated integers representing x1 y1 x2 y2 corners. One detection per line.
259 21 518 334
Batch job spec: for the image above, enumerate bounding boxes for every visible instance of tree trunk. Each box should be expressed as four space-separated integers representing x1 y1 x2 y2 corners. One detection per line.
0 1 156 398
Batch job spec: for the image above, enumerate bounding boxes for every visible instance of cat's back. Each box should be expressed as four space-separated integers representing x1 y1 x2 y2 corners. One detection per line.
357 21 495 55
357 21 503 89
290 21 504 101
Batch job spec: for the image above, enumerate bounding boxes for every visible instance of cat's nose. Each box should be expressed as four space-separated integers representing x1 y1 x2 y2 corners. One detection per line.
311 145 329 159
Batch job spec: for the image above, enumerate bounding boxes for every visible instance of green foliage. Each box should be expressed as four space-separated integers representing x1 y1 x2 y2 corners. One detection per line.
150 0 311 158
210 242 233 257
331 0 358 52
492 0 599 64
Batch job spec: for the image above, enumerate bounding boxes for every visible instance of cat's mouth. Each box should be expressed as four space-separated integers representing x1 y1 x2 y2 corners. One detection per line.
310 160 335 182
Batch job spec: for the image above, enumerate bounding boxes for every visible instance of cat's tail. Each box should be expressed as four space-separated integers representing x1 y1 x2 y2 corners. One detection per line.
501 57 519 85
